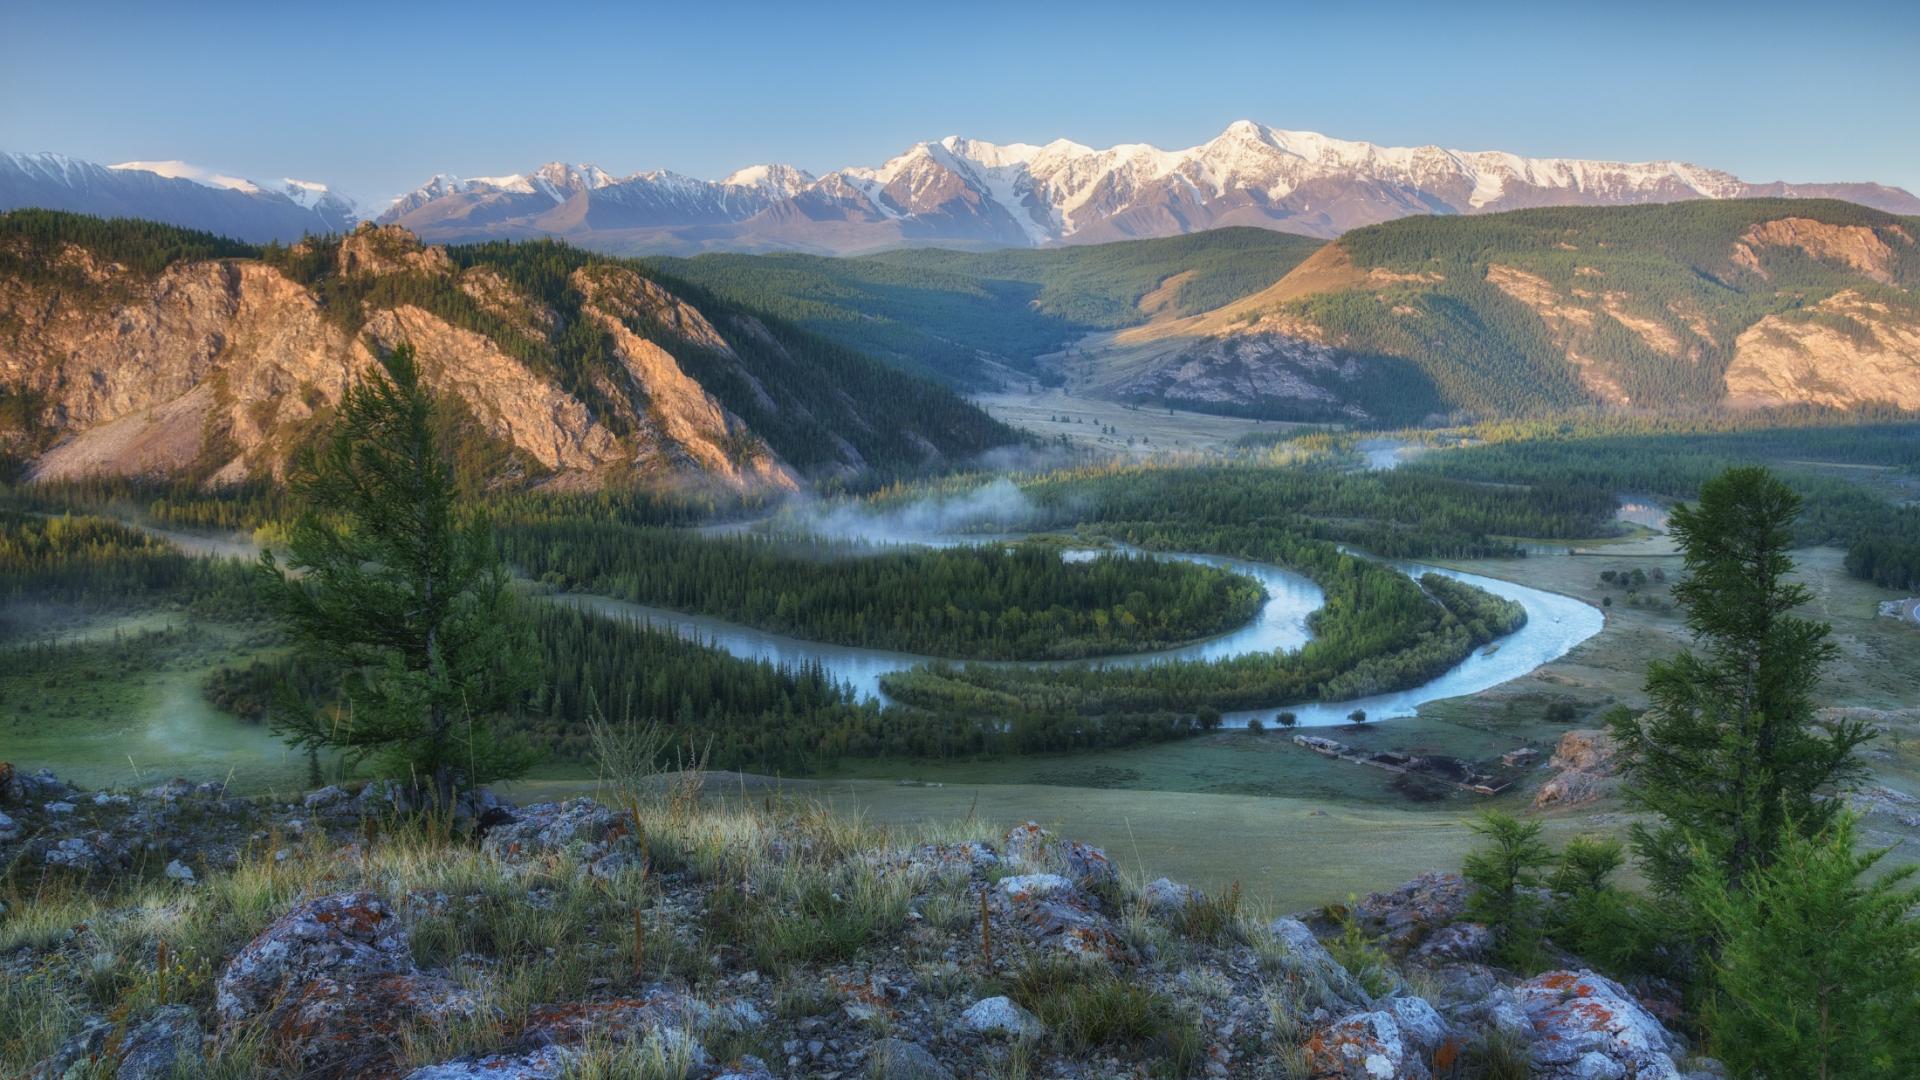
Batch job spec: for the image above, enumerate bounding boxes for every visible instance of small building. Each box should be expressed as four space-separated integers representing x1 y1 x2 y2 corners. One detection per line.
1291 734 1345 758
1501 747 1542 768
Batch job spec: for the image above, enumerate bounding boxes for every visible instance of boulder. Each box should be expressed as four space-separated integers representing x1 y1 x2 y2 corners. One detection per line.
1412 922 1493 964
1516 970 1690 1080
869 1038 956 1080
1268 917 1371 1011
959 995 1044 1038
215 891 477 1078
163 859 196 884
115 1005 203 1080
215 892 413 1021
0 808 19 841
994 875 1131 962
1305 996 1451 1080
876 839 998 880
1353 872 1469 951
1142 877 1202 916
1534 730 1621 809
1002 821 1117 887
479 798 635 868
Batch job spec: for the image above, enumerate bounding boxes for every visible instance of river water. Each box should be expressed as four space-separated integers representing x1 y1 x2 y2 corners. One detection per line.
128 515 1604 730
556 530 1603 728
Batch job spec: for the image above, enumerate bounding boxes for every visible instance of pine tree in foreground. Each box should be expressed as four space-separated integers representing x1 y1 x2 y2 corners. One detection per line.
1692 814 1920 1079
258 343 538 806
1610 466 1873 897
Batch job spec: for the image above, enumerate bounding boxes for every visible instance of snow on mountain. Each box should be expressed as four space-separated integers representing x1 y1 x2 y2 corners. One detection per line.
375 122 1919 255
2 153 360 241
111 160 263 194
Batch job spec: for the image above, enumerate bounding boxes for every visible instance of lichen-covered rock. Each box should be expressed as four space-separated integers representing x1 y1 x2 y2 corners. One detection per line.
215 891 413 1022
960 996 1044 1038
1142 876 1201 915
1268 917 1371 1011
115 1005 203 1080
1516 970 1689 1080
1305 1004 1435 1080
1413 921 1492 964
1353 872 1469 951
995 872 1077 902
870 1037 957 1080
404 1047 576 1080
993 874 1131 962
1003 821 1117 887
876 839 998 880
479 799 634 866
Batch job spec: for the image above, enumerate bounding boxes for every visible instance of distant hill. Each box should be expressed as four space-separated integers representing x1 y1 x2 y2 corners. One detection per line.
1079 199 1920 422
652 228 1325 387
0 212 1012 488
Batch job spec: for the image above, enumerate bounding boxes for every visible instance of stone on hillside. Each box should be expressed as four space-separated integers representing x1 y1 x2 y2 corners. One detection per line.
1413 921 1492 963
878 839 998 880
215 890 479 1077
480 799 634 866
1268 917 1371 1011
1354 872 1469 951
869 1038 957 1080
0 808 18 840
995 872 1077 902
114 1005 202 1080
1516 970 1690 1080
1306 1003 1438 1080
45 801 76 815
163 859 195 884
1534 730 1621 809
30 1020 110 1080
1003 821 1117 887
405 1048 575 1080
960 996 1044 1038
995 876 1132 962
45 836 99 870
1142 877 1202 915
216 892 413 1021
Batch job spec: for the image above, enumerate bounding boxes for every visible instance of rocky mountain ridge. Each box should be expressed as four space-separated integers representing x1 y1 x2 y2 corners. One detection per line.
0 215 1011 488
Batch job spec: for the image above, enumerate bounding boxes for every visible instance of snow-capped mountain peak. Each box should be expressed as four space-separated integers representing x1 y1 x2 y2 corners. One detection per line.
111 160 262 194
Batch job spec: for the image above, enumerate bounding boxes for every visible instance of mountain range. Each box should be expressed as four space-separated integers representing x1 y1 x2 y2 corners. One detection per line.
7 123 1918 254
0 153 357 241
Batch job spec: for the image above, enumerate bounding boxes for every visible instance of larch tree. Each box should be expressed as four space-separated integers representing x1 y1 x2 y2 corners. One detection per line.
1609 466 1873 897
259 343 538 806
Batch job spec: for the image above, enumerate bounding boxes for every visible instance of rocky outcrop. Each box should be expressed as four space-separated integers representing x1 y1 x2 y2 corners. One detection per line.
1 223 975 490
1515 969 1695 1079
1534 729 1622 809
1724 291 1920 411
1353 871 1470 952
1732 217 1908 285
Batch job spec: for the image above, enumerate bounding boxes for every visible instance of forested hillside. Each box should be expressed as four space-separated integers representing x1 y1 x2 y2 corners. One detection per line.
0 211 1015 487
1088 199 1920 419
652 228 1322 386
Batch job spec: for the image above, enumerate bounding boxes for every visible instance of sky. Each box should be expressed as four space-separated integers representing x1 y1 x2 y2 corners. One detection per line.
3 0 1917 209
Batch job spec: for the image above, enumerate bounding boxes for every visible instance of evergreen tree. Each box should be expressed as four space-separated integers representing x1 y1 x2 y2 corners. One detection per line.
1462 811 1555 967
258 343 538 804
1692 814 1920 1079
1610 467 1873 896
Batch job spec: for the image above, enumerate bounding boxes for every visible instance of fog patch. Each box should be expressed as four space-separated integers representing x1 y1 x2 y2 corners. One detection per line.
786 478 1038 545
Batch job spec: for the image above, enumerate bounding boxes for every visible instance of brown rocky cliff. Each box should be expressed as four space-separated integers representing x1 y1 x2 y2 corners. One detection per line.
0 232 799 491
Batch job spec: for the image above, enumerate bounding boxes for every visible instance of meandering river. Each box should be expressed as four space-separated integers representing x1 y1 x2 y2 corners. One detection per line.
129 516 1603 729
555 529 1604 728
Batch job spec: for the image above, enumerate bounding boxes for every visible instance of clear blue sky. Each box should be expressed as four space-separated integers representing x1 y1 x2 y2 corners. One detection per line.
3 0 1916 208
